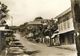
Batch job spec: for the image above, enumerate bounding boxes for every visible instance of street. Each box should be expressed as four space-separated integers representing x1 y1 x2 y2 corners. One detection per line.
14 33 77 56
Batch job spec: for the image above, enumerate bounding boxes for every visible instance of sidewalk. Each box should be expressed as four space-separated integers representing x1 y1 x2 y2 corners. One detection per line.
55 44 77 51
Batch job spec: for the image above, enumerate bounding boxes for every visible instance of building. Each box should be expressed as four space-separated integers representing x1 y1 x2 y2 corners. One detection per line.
27 19 51 43
0 26 12 52
55 8 75 45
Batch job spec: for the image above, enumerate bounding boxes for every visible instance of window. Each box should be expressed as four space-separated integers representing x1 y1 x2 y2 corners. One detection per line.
64 21 66 29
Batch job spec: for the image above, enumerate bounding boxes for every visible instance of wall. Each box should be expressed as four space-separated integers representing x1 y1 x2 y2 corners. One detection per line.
58 11 74 34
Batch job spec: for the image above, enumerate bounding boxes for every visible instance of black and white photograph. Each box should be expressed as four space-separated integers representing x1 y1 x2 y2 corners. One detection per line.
0 0 80 56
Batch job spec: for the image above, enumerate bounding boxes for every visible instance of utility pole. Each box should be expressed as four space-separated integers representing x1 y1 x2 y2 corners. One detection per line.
71 0 80 56
11 16 13 26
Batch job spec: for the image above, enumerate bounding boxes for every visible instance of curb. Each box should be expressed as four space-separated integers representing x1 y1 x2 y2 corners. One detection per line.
55 46 76 51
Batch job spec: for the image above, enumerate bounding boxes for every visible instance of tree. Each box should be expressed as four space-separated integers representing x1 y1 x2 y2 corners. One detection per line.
1 20 6 25
18 22 29 36
44 19 58 46
0 2 9 27
0 3 9 20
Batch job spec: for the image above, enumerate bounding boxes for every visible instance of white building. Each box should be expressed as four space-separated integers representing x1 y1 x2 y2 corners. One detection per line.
55 8 75 45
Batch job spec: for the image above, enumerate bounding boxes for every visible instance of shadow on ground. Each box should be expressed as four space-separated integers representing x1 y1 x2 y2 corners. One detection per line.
24 50 40 55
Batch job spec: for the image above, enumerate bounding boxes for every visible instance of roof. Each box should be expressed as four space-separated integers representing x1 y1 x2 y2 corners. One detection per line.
0 26 12 31
54 8 71 19
28 21 42 25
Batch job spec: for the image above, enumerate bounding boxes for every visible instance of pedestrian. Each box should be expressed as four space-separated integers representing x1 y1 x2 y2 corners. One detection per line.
4 48 8 56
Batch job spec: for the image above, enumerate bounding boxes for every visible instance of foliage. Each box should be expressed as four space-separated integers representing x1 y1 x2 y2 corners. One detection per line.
0 2 9 20
0 2 9 25
18 17 58 39
43 19 58 37
19 22 28 32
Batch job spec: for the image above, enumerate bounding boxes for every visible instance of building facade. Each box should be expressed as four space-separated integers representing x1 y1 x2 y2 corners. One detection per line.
55 8 75 45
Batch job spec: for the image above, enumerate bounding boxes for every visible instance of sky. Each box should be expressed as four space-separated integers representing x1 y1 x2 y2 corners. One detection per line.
1 0 71 26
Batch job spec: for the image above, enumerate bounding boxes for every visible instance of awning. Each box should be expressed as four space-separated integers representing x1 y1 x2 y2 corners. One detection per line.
51 33 58 38
58 29 74 34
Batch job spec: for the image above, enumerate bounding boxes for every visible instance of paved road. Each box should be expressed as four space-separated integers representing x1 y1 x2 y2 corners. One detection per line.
14 33 77 56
